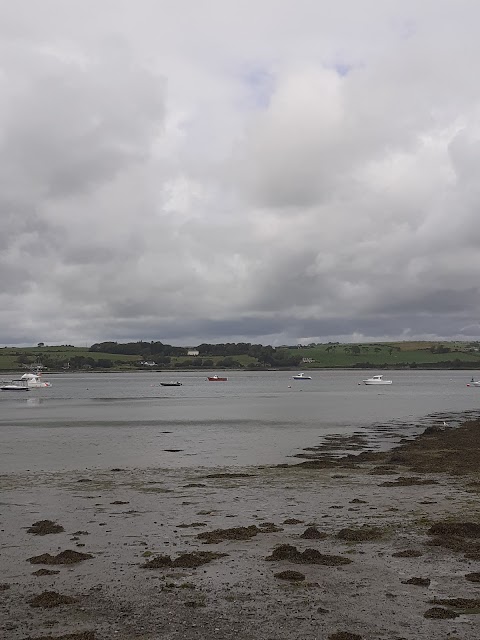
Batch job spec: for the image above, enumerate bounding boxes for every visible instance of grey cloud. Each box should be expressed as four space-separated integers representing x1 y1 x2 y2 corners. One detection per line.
2 2 480 346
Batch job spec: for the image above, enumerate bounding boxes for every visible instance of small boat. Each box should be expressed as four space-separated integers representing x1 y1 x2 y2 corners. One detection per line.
467 378 480 387
160 381 182 387
207 375 228 381
1 379 29 391
292 372 312 380
363 374 392 385
20 371 52 388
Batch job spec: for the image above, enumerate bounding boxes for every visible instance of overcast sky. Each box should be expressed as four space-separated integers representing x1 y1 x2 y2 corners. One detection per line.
1 0 480 347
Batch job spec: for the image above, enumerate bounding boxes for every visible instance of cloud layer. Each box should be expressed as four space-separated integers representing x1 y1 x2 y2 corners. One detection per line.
1 0 480 345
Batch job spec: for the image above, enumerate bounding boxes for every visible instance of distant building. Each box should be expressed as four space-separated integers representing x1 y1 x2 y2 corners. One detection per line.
302 357 314 363
187 349 199 357
140 361 156 366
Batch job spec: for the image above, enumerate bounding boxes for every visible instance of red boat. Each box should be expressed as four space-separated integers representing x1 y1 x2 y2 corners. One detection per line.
207 375 228 381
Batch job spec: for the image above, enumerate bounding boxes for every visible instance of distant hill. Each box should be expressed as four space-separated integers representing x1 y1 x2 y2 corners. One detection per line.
1 340 480 371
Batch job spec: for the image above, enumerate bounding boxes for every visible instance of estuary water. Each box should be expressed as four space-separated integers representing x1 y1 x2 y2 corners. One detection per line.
1 369 479 472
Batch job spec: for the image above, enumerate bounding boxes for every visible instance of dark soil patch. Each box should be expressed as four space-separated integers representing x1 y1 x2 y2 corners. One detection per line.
27 520 64 535
424 607 459 619
349 499 367 504
328 633 362 640
72 531 89 536
164 449 184 452
380 476 437 487
0 583 10 590
110 501 129 505
29 591 76 608
392 549 423 558
274 570 306 581
337 526 384 542
141 551 227 569
25 633 95 640
32 569 60 576
402 577 431 586
177 522 207 528
300 527 327 540
265 544 352 566
283 518 304 524
28 550 93 565
183 483 207 488
466 572 480 583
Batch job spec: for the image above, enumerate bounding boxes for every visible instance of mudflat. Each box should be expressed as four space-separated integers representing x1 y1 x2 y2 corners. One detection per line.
1 419 480 640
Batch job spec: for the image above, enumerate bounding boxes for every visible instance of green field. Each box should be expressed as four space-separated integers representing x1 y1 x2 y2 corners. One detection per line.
286 342 480 368
0 346 139 371
1 341 480 371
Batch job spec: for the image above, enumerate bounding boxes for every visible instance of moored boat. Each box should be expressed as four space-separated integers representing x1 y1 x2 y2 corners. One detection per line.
160 381 182 387
20 371 52 388
292 372 312 380
207 375 228 381
1 379 29 391
363 374 392 385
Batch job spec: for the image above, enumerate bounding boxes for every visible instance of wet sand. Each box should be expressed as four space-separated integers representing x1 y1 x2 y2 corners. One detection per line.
1 418 480 640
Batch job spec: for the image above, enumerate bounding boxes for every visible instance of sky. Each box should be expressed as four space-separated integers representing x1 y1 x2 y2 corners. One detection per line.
1 0 480 347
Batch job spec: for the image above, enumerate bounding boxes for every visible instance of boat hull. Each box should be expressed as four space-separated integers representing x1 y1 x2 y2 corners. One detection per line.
207 377 228 381
1 385 29 391
363 380 392 385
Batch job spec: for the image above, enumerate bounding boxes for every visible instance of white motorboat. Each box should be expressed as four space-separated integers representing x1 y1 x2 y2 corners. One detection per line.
20 371 52 388
467 378 480 387
292 372 312 380
1 379 29 391
363 374 392 385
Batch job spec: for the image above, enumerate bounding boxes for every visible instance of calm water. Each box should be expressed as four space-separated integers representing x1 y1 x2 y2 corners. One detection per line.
1 369 480 472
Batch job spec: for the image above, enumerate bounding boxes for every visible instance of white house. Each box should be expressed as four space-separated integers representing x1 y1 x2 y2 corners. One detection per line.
187 349 199 357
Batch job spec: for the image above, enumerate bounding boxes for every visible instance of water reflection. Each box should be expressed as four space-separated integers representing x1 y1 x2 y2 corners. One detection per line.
26 397 44 406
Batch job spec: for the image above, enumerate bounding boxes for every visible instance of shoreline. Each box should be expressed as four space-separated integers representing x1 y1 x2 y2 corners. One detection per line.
1 417 480 640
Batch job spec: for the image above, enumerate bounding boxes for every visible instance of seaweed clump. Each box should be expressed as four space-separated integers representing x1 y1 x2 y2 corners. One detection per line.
265 544 352 566
402 577 431 586
29 591 76 608
25 633 95 640
465 572 480 583
423 607 459 619
197 523 280 544
300 527 328 540
274 570 305 581
28 550 93 565
141 551 227 569
427 521 480 559
27 520 64 535
32 569 60 576
392 549 423 558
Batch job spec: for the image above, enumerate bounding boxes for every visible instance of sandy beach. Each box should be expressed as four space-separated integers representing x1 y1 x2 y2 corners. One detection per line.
1 418 480 640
